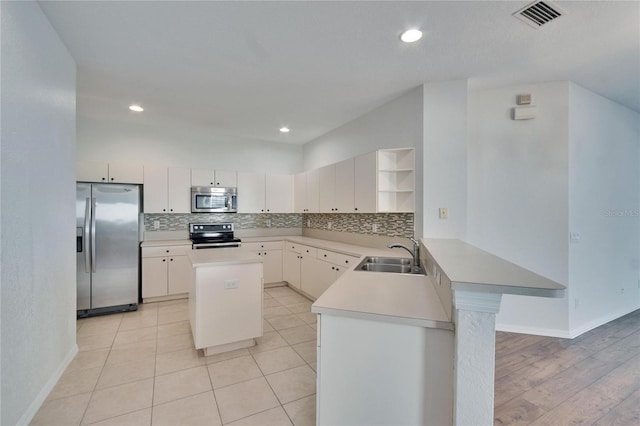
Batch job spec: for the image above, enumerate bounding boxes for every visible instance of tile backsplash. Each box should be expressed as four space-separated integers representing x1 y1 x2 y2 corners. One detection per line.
144 212 413 238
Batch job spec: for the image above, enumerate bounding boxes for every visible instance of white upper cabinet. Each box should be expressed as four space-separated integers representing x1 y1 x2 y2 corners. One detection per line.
191 169 237 187
237 172 265 213
143 166 190 213
319 159 355 213
77 161 143 184
238 172 293 213
354 151 377 213
294 169 320 213
266 174 293 213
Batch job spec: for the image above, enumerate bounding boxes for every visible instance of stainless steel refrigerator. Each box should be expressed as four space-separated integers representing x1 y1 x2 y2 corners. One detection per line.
76 183 140 316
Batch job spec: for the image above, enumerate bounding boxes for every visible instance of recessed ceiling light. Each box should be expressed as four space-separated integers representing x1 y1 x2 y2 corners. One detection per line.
129 104 144 112
400 29 422 43
280 127 290 133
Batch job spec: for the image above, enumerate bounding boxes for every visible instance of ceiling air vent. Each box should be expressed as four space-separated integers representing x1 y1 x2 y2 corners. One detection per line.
513 1 565 28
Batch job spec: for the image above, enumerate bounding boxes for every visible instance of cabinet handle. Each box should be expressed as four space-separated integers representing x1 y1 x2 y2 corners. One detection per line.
162 208 166 212
331 266 335 270
170 209 173 212
166 250 170 253
110 177 114 181
162 259 166 262
170 258 173 261
345 260 349 264
216 182 220 185
323 254 327 257
336 268 340 272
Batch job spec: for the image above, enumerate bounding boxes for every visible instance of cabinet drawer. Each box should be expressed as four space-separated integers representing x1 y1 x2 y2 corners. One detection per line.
285 242 317 256
317 249 359 268
142 245 191 258
243 241 283 251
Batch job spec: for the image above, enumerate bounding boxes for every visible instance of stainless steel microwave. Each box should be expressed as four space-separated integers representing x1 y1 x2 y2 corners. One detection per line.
191 186 237 213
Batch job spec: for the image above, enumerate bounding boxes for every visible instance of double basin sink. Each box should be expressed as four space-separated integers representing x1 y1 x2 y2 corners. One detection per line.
356 256 424 275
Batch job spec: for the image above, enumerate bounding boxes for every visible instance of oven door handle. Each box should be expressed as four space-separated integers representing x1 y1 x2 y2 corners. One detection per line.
193 242 242 249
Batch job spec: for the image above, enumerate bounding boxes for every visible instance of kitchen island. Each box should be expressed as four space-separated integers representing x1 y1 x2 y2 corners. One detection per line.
311 238 565 426
187 248 264 356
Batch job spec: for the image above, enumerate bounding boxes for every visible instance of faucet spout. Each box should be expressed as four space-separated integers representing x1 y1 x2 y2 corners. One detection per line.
387 238 421 269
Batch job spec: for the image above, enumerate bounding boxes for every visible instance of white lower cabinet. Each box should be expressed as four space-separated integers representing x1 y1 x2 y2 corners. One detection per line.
242 241 283 284
283 241 359 300
142 244 192 300
316 314 454 426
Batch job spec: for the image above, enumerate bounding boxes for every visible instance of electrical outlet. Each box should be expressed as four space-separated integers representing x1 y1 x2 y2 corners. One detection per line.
327 221 332 230
307 219 310 227
372 224 378 233
153 220 160 229
224 280 238 289
439 208 448 220
570 232 581 243
266 219 272 228
574 298 579 309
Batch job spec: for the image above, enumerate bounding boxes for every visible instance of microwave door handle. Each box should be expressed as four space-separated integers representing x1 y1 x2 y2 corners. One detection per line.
227 195 232 209
91 197 97 273
84 197 91 273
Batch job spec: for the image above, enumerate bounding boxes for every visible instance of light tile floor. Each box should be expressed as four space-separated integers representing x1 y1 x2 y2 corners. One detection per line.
31 286 317 426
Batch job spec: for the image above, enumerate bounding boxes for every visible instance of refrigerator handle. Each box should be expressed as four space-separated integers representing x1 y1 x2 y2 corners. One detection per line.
84 197 91 273
91 197 97 273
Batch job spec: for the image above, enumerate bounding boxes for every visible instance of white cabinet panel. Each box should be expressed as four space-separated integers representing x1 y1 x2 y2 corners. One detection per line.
168 255 192 294
294 172 306 213
334 159 354 213
142 256 168 298
214 170 237 187
354 151 377 213
191 168 215 186
143 165 169 213
168 167 190 213
283 249 302 289
77 162 143 184
237 172 266 213
294 169 320 213
266 174 293 213
319 165 335 213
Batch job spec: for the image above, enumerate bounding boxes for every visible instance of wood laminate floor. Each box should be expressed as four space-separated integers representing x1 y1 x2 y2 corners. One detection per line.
494 308 640 425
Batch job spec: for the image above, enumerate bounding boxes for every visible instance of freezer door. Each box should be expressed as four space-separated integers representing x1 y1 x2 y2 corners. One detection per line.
76 183 92 310
91 184 140 308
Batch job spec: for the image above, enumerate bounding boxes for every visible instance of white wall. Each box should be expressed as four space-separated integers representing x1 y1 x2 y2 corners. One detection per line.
77 115 303 174
467 81 570 336
568 82 640 335
1 2 77 424
303 87 423 170
302 87 423 235
422 80 468 239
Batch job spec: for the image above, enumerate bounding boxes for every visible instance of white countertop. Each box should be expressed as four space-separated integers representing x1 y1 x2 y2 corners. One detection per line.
312 270 452 329
141 239 192 248
422 238 565 297
187 247 263 268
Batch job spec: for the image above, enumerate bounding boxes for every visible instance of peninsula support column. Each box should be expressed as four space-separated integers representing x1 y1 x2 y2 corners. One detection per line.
452 289 502 426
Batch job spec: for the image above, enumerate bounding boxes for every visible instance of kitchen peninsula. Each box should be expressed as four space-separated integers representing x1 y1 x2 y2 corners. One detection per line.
187 248 264 356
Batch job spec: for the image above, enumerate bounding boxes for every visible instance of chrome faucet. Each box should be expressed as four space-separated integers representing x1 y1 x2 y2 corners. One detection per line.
388 237 420 268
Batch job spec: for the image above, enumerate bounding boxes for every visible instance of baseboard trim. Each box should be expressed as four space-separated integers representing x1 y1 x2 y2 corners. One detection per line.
568 305 640 339
18 343 79 425
495 323 572 339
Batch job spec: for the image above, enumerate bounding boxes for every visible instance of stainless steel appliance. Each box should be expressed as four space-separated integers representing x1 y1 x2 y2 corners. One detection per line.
190 223 241 249
191 186 237 213
76 183 140 317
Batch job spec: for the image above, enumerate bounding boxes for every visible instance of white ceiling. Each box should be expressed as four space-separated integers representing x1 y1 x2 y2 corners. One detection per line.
39 1 639 145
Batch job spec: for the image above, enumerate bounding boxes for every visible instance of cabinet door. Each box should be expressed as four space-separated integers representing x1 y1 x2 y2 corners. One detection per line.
191 168 215 186
334 159 355 213
263 250 283 283
168 255 192 295
306 168 320 213
301 257 335 300
293 172 306 213
109 163 143 184
143 165 169 213
168 167 191 213
214 170 237 187
142 257 168 298
266 174 293 213
77 161 109 183
318 165 335 213
283 250 301 289
237 172 266 213
354 151 377 213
